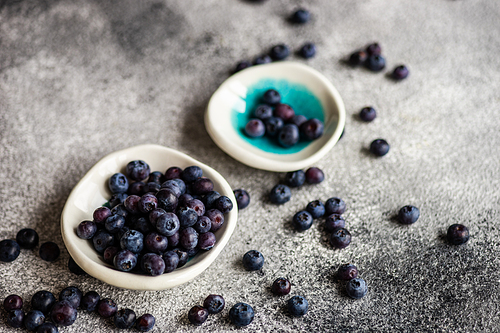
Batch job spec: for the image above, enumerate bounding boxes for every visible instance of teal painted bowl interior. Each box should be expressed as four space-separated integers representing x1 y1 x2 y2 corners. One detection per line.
231 78 324 154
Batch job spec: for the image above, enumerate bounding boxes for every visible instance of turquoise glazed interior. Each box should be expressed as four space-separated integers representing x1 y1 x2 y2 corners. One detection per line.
231 78 324 154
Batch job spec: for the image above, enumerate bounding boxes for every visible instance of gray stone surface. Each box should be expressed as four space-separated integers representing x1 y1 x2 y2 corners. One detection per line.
1 0 500 331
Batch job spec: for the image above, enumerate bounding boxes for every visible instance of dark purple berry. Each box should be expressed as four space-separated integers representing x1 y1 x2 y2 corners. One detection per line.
77 220 97 239
447 224 470 245
93 230 114 253
254 104 273 120
136 313 155 332
391 65 409 80
270 44 290 61
177 207 198 228
245 119 266 138
145 232 169 253
144 182 161 194
35 322 58 333
290 8 310 24
305 167 324 184
194 216 212 233
31 291 56 315
330 228 351 249
278 124 300 147
359 106 377 122
114 308 136 329
201 191 220 210
50 300 78 326
16 228 39 249
272 277 291 296
325 197 346 215
242 250 264 271
192 178 214 195
4 295 23 311
366 42 381 56
346 277 368 299
138 193 158 213
206 209 225 232
264 116 284 137
105 214 126 234
97 298 117 318
126 160 150 181
103 246 119 265
292 210 314 231
262 89 281 105
187 199 206 217
234 60 251 73
214 196 233 214
164 166 182 180
285 170 306 187
181 166 203 183
108 173 129 194
120 230 144 253
155 212 180 236
110 203 128 218
162 250 179 273
229 303 254 327
114 250 138 272
203 295 225 314
93 206 112 224
59 286 82 309
299 42 316 59
274 103 295 121
198 232 216 250
306 200 325 219
68 257 84 275
370 139 390 156
253 54 272 65
156 189 178 212
108 193 127 208
7 309 24 328
188 305 208 326
128 181 145 195
300 118 324 140
287 295 308 316
39 242 60 262
124 195 141 214
337 263 358 281
288 114 307 127
324 214 345 232
0 239 20 262
269 184 291 204
167 232 179 248
80 291 100 312
398 205 420 224
365 54 386 72
179 227 199 250
348 50 368 67
233 188 250 210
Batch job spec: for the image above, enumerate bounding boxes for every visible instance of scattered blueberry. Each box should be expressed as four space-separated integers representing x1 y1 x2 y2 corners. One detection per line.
325 197 346 215
269 44 290 61
305 167 324 184
346 277 368 299
108 173 129 194
4 294 23 311
370 139 390 156
330 228 351 249
126 160 150 181
262 89 281 105
366 42 382 56
292 211 314 231
16 228 39 249
271 277 291 296
0 239 20 262
324 214 346 232
59 286 83 309
80 291 100 312
203 294 225 314
287 295 308 316
447 224 470 245
245 119 266 138
50 300 78 326
229 302 254 327
348 50 368 67
242 250 265 271
269 184 292 204
24 310 45 331
233 189 250 210
39 241 60 262
290 8 310 24
306 200 325 219
365 54 386 72
337 263 358 281
391 65 409 80
31 291 56 315
359 106 377 122
299 42 316 59
7 309 25 328
398 205 420 224
188 305 208 326
285 170 306 187
136 313 155 332
97 298 118 318
114 308 136 329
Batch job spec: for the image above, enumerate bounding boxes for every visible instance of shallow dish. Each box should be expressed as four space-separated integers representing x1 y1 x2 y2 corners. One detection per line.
61 144 238 290
205 61 345 172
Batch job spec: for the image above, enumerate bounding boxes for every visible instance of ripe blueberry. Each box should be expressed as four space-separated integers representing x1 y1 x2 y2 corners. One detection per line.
262 89 281 105
233 189 250 210
447 224 469 245
370 139 390 156
203 295 225 314
391 65 409 80
285 170 306 187
346 277 368 299
398 205 420 224
242 250 264 271
245 119 266 138
325 197 346 215
337 263 358 281
269 184 291 204
305 167 324 184
188 305 208 326
365 54 386 72
39 242 60 262
229 302 254 327
0 239 21 262
359 106 376 122
290 8 310 24
271 277 291 296
136 313 155 332
330 228 351 249
299 42 316 59
114 308 136 329
16 228 39 249
292 211 314 231
287 296 308 316
270 44 290 61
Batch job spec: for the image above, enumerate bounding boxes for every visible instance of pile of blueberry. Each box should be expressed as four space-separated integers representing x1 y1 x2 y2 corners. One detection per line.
348 42 409 80
0 228 61 263
76 160 233 276
269 167 325 205
244 89 325 148
336 263 368 299
3 286 155 331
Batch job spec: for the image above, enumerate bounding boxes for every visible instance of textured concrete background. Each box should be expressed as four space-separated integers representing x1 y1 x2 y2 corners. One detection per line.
1 0 500 332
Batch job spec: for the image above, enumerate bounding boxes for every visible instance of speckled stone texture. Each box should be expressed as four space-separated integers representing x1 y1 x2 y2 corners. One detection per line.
1 0 500 332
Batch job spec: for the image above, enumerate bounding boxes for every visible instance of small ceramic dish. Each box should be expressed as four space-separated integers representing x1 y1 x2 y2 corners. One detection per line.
205 61 345 172
61 144 238 290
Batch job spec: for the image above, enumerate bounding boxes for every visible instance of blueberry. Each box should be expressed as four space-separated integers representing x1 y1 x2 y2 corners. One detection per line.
167 231 180 248
370 138 390 156
194 216 212 233
129 215 153 234
229 302 254 327
254 104 273 120
126 160 150 181
35 322 59 333
93 230 114 253
202 191 220 210
300 118 324 140
278 124 300 147
7 309 25 328
206 209 225 232
4 294 23 311
299 42 316 59
398 205 420 224
391 65 409 80
359 106 377 122
292 210 314 231
0 239 20 262
162 250 179 273
289 114 308 128
97 298 117 318
203 294 225 314
330 228 351 249
274 103 295 121
31 291 56 315
214 195 233 214
144 182 161 194
181 166 203 183
144 232 169 253
76 220 97 239
306 200 325 219
128 181 145 196
156 189 178 212
366 42 381 56
269 184 291 204
114 308 136 329
447 224 470 245
262 89 281 105
285 170 306 187
59 286 82 309
270 44 290 61
188 305 208 326
155 212 180 236
16 228 39 249
108 173 129 194
287 295 308 316
271 277 291 296
242 249 264 271
324 214 346 232
141 253 166 276
103 246 119 265
198 232 216 250
110 203 129 218
187 199 206 217
93 206 112 224
80 291 100 312
245 118 266 138
179 227 199 250
39 241 60 262
337 263 358 281
346 277 368 299
305 167 324 184
108 193 128 208
50 300 78 326
113 249 138 272
365 54 386 72
104 214 126 234
120 230 143 253
177 207 198 228
264 116 284 137
233 189 250 210
160 180 183 198
290 8 310 24
325 197 346 215
164 166 182 180
136 313 155 332
124 194 141 214
234 60 252 73
253 54 272 65
138 193 158 214
192 178 214 196
348 50 368 67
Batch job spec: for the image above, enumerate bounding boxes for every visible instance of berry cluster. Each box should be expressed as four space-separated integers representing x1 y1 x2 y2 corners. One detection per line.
0 228 60 263
187 294 225 326
76 160 233 276
269 167 325 205
244 89 324 148
336 264 368 299
3 287 155 331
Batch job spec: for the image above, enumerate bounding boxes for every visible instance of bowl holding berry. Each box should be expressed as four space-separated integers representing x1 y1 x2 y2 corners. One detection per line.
205 61 345 172
61 144 238 290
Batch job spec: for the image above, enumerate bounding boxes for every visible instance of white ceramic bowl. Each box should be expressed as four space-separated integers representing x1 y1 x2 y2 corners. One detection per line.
205 61 345 172
61 144 238 290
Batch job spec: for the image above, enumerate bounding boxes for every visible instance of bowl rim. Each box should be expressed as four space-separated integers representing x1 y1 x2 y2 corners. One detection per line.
205 61 346 172
61 144 238 290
